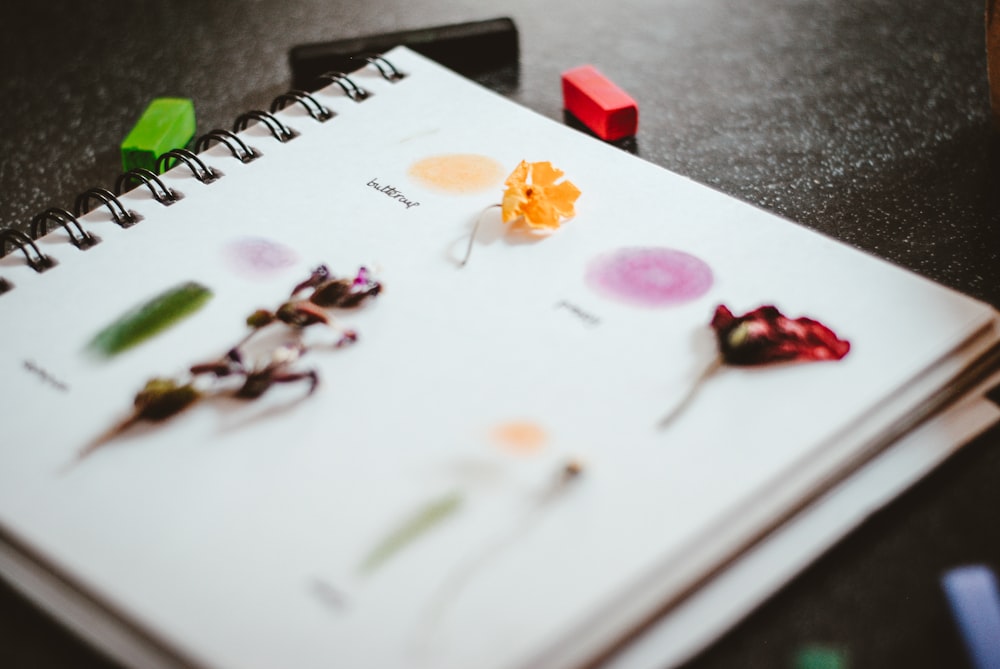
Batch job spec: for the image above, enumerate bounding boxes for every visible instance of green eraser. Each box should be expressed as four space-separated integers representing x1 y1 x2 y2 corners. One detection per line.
793 645 849 669
120 98 196 172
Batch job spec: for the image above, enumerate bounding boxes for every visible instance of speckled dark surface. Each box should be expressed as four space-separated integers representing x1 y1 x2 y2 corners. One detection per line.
1 1 998 667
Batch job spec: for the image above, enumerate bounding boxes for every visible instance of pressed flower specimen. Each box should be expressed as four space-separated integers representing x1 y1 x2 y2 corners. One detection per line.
500 160 581 230
711 305 851 365
461 160 581 265
661 304 851 426
77 265 381 461
418 460 584 642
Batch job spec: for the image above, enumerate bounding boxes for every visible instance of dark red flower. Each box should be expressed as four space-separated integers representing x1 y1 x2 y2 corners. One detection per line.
710 305 850 366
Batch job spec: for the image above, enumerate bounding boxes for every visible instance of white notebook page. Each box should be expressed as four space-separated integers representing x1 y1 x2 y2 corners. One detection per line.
0 47 997 669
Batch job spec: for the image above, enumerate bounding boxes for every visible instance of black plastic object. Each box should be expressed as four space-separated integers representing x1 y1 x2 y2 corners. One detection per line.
290 17 518 90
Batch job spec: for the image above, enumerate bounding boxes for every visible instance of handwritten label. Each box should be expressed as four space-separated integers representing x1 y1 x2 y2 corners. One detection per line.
23 360 69 392
367 178 420 210
555 300 601 327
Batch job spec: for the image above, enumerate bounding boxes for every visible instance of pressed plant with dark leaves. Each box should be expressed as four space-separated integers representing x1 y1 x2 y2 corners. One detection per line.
76 265 381 462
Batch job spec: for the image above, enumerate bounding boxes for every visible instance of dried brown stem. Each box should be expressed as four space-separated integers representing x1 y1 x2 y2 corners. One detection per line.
459 204 502 267
659 355 723 429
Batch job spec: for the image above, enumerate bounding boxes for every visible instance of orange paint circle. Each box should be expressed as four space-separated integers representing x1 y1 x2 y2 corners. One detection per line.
491 422 548 455
408 154 505 193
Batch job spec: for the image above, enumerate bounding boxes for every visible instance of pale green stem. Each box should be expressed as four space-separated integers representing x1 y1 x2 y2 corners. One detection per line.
360 492 463 574
414 461 582 652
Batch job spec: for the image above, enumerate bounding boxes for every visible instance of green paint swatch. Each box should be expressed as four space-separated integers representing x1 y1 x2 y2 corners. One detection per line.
121 98 196 172
361 491 463 573
88 282 212 356
794 645 849 669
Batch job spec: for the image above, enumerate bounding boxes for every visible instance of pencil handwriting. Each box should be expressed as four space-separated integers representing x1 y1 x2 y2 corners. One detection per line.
23 360 70 392
367 178 420 210
555 300 601 327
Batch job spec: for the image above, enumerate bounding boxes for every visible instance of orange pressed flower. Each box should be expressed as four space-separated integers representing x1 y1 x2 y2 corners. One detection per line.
459 160 582 266
501 160 581 229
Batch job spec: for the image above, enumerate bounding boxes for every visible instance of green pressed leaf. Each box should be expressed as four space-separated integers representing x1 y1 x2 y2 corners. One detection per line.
361 491 463 574
88 282 213 356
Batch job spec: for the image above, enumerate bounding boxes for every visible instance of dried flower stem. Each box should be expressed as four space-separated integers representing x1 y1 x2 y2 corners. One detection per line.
659 354 723 429
68 418 142 470
414 460 583 650
459 204 502 267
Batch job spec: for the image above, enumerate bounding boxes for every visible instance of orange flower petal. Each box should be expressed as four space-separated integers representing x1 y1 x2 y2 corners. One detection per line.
521 196 560 229
499 160 580 228
547 180 582 218
528 161 564 187
504 160 529 189
501 188 526 223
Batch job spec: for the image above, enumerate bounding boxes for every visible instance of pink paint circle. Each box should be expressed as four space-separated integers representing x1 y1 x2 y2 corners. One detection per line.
585 247 713 307
223 237 299 277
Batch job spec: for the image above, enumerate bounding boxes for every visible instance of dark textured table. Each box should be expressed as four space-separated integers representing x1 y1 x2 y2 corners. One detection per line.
2 1 998 667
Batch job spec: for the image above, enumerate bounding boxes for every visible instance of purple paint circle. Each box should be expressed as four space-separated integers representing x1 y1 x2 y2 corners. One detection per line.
224 237 299 277
585 247 713 307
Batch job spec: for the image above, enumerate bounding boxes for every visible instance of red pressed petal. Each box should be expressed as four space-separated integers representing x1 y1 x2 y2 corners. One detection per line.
710 304 736 330
746 305 783 324
795 317 851 360
711 304 850 366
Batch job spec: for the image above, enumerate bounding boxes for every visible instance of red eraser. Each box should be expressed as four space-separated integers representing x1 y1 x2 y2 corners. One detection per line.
561 65 638 141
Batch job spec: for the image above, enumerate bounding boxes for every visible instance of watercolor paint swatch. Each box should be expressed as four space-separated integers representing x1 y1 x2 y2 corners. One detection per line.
408 154 505 193
223 237 298 277
87 282 212 356
586 247 713 307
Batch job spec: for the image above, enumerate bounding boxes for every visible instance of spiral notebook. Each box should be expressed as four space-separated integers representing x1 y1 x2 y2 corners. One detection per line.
1 47 999 669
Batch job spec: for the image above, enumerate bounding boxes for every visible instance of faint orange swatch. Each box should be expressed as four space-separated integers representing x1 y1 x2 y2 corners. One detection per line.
409 154 505 193
491 421 548 455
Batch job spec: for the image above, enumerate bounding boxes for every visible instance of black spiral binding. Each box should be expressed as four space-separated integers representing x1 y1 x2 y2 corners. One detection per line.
31 208 100 249
114 168 181 205
317 71 371 101
270 90 333 122
194 129 260 163
0 56 400 295
0 229 57 273
155 148 221 184
74 187 141 228
233 110 298 143
358 54 407 82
